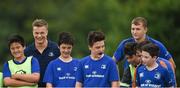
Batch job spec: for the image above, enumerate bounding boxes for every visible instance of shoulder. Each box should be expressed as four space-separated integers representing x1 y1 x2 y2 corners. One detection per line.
81 56 90 61
25 43 35 52
136 64 145 71
72 58 80 62
119 38 134 45
48 40 58 48
148 36 165 47
157 59 168 69
103 55 114 62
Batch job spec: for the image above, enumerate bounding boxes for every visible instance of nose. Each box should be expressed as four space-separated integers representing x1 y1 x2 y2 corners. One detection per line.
37 33 42 37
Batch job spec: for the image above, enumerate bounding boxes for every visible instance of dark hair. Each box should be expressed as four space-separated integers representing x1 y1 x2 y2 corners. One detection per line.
8 34 25 48
136 40 151 51
58 32 74 46
124 42 137 56
87 31 105 47
131 17 147 27
32 19 48 28
141 43 159 57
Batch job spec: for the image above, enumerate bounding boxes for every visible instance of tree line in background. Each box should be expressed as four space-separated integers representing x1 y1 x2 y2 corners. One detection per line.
0 0 179 85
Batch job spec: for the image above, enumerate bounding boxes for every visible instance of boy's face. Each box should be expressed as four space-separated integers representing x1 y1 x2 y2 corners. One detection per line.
59 44 72 58
126 53 142 66
10 42 25 59
33 26 48 45
89 40 105 59
131 22 147 41
141 50 156 67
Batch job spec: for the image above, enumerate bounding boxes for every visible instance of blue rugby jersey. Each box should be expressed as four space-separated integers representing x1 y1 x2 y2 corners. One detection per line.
136 63 173 87
76 54 119 87
43 58 79 87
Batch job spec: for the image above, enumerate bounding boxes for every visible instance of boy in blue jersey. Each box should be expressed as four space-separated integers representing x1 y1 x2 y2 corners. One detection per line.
76 31 119 87
3 34 40 87
120 42 142 87
113 17 176 71
136 43 173 87
43 32 79 87
24 19 60 87
121 41 176 87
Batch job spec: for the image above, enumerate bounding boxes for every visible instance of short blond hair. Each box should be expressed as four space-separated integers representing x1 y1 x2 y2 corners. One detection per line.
32 19 48 28
131 17 147 27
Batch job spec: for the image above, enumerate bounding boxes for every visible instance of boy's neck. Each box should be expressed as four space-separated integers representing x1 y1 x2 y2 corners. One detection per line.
59 56 72 63
15 55 26 62
146 62 158 71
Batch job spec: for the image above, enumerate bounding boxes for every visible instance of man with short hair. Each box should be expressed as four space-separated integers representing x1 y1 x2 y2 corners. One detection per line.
25 19 60 87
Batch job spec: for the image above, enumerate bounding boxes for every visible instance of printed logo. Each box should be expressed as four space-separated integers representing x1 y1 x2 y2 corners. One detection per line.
48 52 54 57
154 72 161 79
15 70 26 74
101 64 106 69
57 67 61 71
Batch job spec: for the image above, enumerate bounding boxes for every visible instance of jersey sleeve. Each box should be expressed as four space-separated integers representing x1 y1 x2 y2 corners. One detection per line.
113 40 126 62
109 60 120 82
156 41 172 60
43 62 53 84
2 62 11 78
163 68 173 87
76 61 84 83
31 57 40 73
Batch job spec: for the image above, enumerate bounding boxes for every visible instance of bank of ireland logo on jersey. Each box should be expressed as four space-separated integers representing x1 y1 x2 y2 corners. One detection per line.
48 52 54 57
101 64 106 69
85 65 89 69
154 72 161 79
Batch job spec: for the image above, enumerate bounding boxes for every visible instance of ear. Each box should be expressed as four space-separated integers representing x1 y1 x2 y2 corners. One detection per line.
144 27 148 33
153 56 157 60
23 46 26 50
88 45 92 51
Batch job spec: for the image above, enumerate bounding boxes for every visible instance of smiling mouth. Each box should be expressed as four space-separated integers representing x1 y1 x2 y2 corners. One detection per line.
98 52 103 55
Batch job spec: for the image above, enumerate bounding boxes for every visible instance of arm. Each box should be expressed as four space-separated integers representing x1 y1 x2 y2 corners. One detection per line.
154 40 176 69
46 83 53 88
11 73 40 83
75 81 82 88
120 67 131 87
109 60 120 87
111 81 119 88
169 58 176 70
4 77 35 87
113 40 127 62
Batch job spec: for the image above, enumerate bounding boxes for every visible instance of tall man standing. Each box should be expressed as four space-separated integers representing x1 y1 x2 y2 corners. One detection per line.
25 19 60 87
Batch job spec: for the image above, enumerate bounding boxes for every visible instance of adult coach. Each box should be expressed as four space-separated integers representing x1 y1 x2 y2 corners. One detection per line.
25 19 60 87
113 17 176 70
